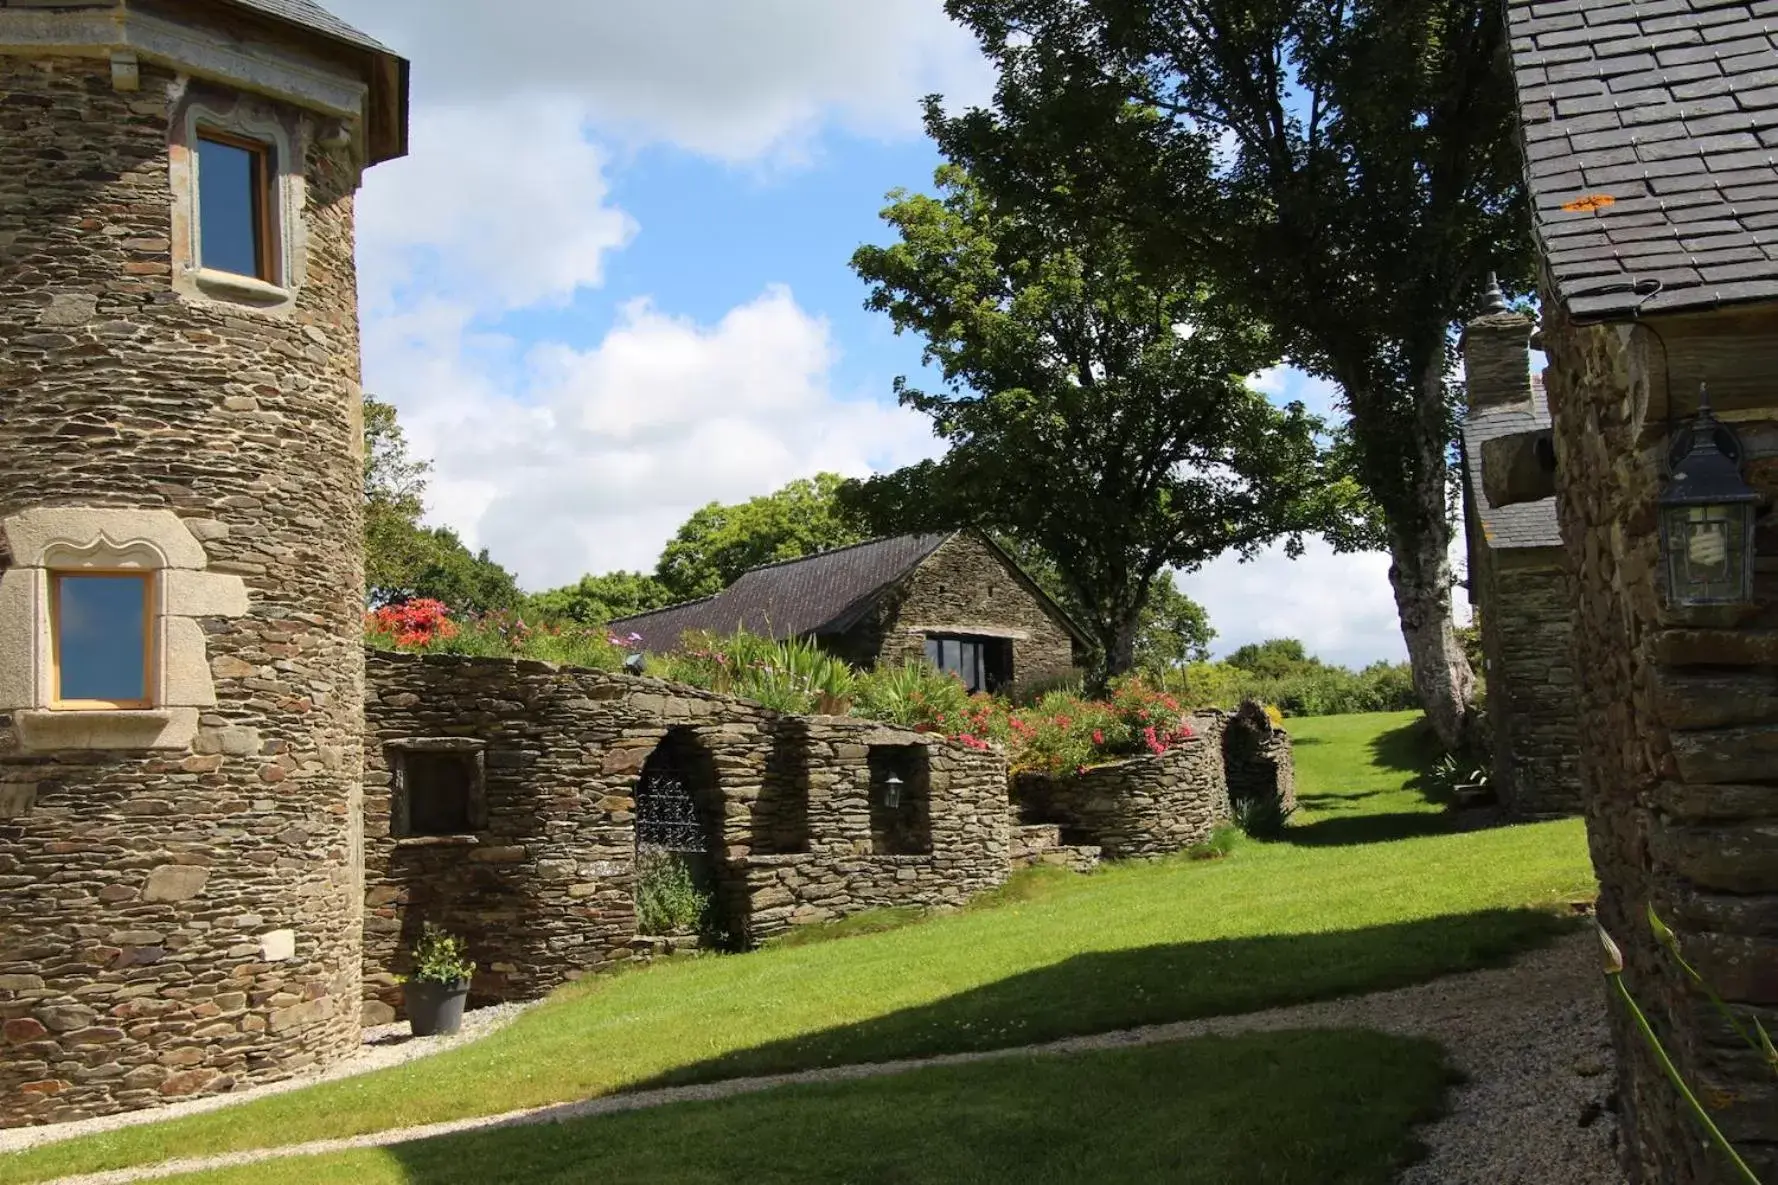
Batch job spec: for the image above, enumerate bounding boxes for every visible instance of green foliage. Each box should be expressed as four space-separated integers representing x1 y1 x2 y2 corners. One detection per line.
366 608 627 672
1186 825 1243 861
1133 573 1217 671
407 923 475 987
1601 908 1778 1185
843 164 1338 680
527 571 673 626
1155 641 1418 718
361 395 523 614
1230 793 1296 841
1226 639 1311 678
934 0 1523 739
653 631 857 715
655 474 866 601
1425 754 1489 802
848 661 976 730
762 907 929 950
633 851 710 937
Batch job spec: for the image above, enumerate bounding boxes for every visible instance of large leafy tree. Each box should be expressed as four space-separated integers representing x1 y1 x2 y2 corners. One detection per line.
526 571 674 626
655 473 866 601
362 395 522 613
843 165 1336 681
936 0 1532 746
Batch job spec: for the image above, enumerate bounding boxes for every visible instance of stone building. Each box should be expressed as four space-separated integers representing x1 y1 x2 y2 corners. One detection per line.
0 0 406 1128
1459 291 1582 816
611 530 1091 694
1504 1 1778 1179
360 652 1012 1022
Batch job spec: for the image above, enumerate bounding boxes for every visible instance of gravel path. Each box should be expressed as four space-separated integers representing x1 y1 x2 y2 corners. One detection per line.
11 931 1622 1185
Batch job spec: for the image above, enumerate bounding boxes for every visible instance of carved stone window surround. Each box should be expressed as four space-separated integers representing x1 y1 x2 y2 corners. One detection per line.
0 509 250 752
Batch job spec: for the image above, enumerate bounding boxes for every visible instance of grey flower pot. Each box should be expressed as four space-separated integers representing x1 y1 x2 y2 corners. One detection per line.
405 979 470 1037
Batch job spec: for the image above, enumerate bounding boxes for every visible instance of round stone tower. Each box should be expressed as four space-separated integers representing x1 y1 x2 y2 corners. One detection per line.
0 2 406 1125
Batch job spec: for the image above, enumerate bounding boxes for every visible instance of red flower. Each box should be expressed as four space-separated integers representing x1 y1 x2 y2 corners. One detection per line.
1091 729 1104 745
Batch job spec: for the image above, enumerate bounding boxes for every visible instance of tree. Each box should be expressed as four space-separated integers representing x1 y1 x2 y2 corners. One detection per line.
1225 638 1314 679
655 473 866 600
843 164 1339 681
1134 573 1215 671
936 0 1532 747
361 395 522 614
527 571 674 626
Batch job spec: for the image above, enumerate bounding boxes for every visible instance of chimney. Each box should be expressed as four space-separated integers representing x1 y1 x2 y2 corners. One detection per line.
1461 273 1535 412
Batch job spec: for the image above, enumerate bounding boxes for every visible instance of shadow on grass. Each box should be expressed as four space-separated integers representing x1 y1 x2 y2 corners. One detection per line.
1282 811 1457 847
1368 718 1441 777
370 1030 1453 1185
624 907 1574 1092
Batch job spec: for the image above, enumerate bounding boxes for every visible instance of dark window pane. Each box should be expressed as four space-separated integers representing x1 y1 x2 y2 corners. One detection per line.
960 641 980 691
942 639 961 673
924 638 940 666
197 135 265 279
405 752 475 835
56 576 148 703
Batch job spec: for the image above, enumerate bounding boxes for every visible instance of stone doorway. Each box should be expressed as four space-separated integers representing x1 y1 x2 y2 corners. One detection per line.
632 728 727 943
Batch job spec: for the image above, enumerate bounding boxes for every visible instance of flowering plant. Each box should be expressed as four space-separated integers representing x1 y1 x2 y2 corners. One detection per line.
366 599 456 647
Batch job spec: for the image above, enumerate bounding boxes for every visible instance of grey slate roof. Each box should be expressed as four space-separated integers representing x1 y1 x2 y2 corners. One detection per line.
1508 0 1778 319
1464 375 1563 550
611 533 956 651
225 0 392 54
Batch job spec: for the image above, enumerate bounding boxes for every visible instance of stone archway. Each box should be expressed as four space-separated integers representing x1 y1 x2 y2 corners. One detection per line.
632 728 727 943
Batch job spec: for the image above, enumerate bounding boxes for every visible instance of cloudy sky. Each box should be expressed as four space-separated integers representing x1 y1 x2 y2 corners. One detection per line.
328 0 1467 669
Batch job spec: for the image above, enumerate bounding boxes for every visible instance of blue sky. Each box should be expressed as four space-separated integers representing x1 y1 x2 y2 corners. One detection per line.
329 0 1449 669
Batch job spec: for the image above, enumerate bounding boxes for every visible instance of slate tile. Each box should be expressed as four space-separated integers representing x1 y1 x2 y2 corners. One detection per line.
1531 0 1586 14
1688 111 1773 136
1605 221 1687 243
1650 172 1727 195
1577 145 1641 169
1521 45 1595 68
1706 21 1777 45
1672 75 1738 101
1647 7 1759 33
1549 54 1649 82
1726 180 1778 201
1540 21 1636 48
1706 166 1778 189
1567 292 1642 317
1620 97 1740 127
1523 100 1556 122
1580 158 1692 184
1736 85 1778 109
1640 133 1760 161
1743 212 1778 228
1572 127 1639 152
1701 259 1778 282
1661 39 1771 66
1708 148 1778 171
1544 75 1610 99
1527 135 1576 161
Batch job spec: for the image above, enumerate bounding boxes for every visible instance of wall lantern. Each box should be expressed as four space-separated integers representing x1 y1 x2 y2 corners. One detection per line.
881 771 904 810
1660 385 1760 607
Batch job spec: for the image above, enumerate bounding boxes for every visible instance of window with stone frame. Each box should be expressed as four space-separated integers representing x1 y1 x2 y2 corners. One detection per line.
923 634 1012 693
195 129 277 283
49 571 156 710
391 741 488 838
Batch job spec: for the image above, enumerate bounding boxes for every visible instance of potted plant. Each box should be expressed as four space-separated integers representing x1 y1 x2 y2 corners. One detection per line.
402 923 475 1037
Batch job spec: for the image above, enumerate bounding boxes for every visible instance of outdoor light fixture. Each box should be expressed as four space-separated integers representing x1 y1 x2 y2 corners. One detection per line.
881 771 904 810
624 652 647 676
1659 385 1760 607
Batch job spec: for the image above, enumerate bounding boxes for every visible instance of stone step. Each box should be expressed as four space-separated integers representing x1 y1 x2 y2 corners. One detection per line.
1013 823 1063 851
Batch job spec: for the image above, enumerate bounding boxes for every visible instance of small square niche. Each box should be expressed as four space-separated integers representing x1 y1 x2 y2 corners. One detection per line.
390 739 487 838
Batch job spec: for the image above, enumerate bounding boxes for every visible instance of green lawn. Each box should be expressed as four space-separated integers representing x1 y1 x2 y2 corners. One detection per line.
168 1031 1455 1185
0 711 1594 1184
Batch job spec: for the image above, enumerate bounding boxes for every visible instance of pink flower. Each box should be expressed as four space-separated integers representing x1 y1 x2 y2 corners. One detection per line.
1091 729 1104 744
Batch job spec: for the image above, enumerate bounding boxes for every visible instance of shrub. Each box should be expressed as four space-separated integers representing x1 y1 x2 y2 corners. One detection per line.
366 603 627 670
407 923 475 986
1230 791 1294 840
634 850 710 936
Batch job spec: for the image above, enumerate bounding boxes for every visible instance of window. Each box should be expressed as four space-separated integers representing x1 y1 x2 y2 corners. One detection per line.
196 130 274 281
391 742 487 838
50 573 154 710
923 634 1012 693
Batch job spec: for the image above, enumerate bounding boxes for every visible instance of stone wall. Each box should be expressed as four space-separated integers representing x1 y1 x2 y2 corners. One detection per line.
1474 549 1583 815
846 532 1079 691
0 56 371 1126
1541 297 1778 1184
362 653 1009 1017
1010 715 1231 858
1223 714 1296 814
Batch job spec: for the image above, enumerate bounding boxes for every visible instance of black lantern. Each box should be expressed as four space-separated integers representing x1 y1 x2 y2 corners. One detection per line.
1659 386 1759 607
881 771 904 810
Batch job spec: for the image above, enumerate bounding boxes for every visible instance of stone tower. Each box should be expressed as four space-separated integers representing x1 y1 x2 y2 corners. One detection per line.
0 0 406 1125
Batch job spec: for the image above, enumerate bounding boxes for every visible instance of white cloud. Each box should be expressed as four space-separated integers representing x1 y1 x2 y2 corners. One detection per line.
1252 365 1342 419
356 101 636 311
367 287 942 590
327 0 994 163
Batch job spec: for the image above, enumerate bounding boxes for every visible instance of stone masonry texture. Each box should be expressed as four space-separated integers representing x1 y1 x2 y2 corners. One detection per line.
1009 714 1234 858
840 532 1080 691
1474 552 1582 816
362 653 1010 1018
1541 293 1778 1184
0 55 370 1126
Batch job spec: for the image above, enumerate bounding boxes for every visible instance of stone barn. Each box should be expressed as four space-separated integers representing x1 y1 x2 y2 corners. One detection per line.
1503 0 1778 1179
611 529 1091 695
1459 287 1582 816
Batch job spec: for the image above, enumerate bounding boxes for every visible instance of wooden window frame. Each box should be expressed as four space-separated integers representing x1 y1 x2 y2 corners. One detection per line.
48 571 156 711
196 127 277 284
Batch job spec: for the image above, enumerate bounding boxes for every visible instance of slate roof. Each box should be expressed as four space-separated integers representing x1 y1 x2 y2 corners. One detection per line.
1464 375 1563 550
610 533 957 651
224 0 392 54
1508 0 1778 319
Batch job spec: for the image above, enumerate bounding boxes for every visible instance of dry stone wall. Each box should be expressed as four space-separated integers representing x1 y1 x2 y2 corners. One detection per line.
1542 297 1778 1184
1010 715 1232 858
1474 551 1582 816
362 653 1009 1016
0 57 370 1126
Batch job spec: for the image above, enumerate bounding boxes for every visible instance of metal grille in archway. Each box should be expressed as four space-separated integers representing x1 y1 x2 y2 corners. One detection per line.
635 766 704 852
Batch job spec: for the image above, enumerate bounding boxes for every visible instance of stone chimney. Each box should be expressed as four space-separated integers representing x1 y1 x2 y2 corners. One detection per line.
1461 274 1536 412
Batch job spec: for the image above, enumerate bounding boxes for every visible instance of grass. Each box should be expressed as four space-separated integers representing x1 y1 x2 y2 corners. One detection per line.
161 1030 1456 1185
0 710 1593 1184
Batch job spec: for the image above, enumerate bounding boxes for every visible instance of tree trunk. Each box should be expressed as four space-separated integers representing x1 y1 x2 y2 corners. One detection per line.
1386 357 1478 753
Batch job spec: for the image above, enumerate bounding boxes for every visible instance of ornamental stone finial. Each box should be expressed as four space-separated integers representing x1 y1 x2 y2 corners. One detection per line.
1480 272 1509 315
